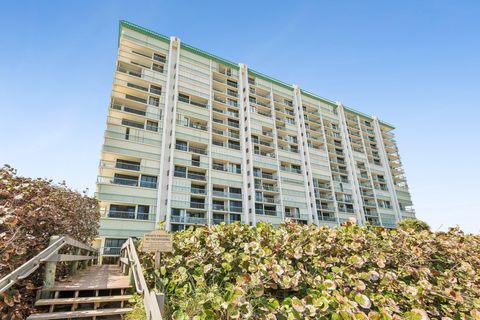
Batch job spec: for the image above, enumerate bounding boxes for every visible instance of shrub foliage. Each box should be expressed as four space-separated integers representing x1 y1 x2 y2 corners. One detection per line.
0 166 100 319
141 221 480 320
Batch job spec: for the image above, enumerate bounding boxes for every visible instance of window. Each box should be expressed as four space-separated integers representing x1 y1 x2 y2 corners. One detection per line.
178 93 190 103
230 201 242 212
104 238 127 254
171 208 182 216
140 175 157 188
116 159 140 171
228 163 241 174
152 63 164 73
150 85 162 95
174 166 186 178
113 174 138 186
146 120 158 132
153 53 166 63
109 205 135 219
175 140 188 151
122 119 144 129
228 140 240 150
149 96 160 107
213 162 225 171
226 79 237 87
137 205 150 220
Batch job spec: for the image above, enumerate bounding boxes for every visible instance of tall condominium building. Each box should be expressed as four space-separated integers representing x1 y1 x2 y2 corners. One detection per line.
95 21 415 252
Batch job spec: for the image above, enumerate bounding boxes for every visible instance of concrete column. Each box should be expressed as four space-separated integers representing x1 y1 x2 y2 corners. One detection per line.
292 86 319 225
372 117 402 222
238 63 256 225
336 104 365 225
156 36 182 230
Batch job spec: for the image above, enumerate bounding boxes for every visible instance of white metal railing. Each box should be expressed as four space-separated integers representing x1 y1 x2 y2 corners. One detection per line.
120 238 163 320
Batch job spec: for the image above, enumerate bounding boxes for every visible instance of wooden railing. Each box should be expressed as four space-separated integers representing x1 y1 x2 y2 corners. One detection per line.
0 235 97 294
120 238 163 320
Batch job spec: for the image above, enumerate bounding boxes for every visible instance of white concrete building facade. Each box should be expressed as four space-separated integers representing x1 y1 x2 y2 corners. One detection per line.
95 21 415 253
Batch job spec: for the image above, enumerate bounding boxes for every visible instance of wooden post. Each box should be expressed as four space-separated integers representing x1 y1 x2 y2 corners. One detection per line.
70 247 82 275
128 267 134 286
154 251 161 269
41 235 60 298
81 250 91 269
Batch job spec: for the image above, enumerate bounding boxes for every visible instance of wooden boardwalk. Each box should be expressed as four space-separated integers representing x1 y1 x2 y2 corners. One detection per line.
42 265 131 291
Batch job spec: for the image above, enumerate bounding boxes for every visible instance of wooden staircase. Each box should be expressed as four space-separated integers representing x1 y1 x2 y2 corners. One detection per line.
27 265 133 319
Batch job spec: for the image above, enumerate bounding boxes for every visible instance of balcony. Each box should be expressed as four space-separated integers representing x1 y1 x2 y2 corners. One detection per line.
255 183 279 192
318 213 337 222
175 144 207 155
176 120 208 131
212 190 242 199
213 107 239 118
191 187 207 195
190 202 206 209
103 210 155 221
117 65 142 78
170 215 208 224
255 209 278 216
316 193 333 200
313 182 331 190
280 166 302 174
285 212 309 221
212 118 240 128
337 197 353 204
338 207 354 213
212 204 227 211
110 102 161 119
254 149 276 158
319 204 336 212
188 172 207 181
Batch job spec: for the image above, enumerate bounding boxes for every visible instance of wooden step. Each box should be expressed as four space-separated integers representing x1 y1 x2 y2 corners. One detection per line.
35 295 133 306
27 307 133 319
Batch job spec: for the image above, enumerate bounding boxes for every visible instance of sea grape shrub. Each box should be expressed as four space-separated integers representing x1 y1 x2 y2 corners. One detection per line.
141 221 480 320
397 219 431 232
0 165 100 319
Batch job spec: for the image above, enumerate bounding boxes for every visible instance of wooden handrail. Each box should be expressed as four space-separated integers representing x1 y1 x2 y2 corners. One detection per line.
0 235 97 294
120 238 163 320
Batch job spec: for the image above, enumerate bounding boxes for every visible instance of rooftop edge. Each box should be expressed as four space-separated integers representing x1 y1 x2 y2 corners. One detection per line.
118 20 395 130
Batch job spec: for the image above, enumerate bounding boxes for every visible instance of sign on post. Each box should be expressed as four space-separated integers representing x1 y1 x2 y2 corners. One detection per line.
141 230 173 268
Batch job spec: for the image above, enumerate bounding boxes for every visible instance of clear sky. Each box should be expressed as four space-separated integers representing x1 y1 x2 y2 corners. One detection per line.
1 1 479 232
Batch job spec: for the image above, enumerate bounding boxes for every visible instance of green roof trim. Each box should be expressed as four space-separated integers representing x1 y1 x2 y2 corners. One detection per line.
379 120 395 129
180 43 239 70
248 69 293 91
119 20 170 47
117 20 396 130
300 89 337 108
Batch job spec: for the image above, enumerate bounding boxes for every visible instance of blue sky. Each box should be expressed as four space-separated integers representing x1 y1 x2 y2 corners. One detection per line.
1 1 479 232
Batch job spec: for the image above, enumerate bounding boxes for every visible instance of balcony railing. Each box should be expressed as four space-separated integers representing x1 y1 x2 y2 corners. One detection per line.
188 172 207 181
313 182 331 190
102 210 155 221
318 214 337 222
190 202 206 209
255 209 278 216
175 144 207 155
212 190 242 199
110 103 162 119
170 216 208 224
176 120 208 131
